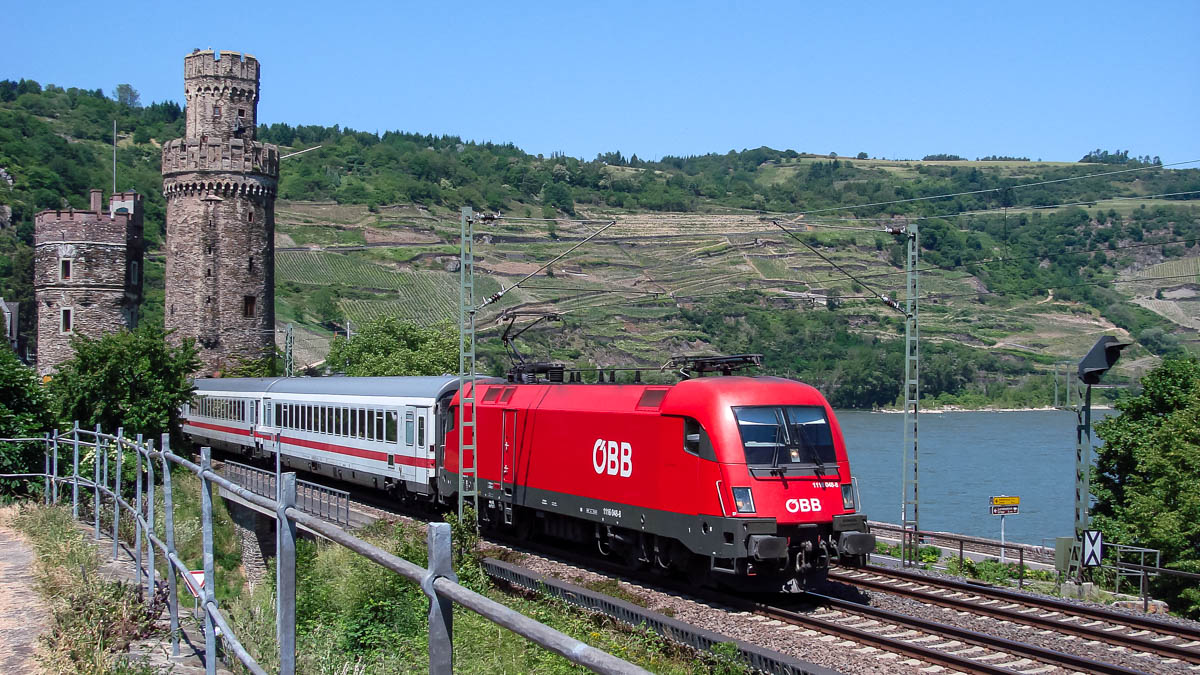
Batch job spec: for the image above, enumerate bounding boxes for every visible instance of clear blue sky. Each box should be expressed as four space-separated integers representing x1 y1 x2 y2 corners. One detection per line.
4 1 1198 163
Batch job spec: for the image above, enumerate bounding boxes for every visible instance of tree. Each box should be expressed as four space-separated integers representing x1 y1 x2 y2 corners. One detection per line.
856 152 868 160
47 325 200 442
114 84 141 108
325 317 457 377
0 348 52 492
1092 358 1200 618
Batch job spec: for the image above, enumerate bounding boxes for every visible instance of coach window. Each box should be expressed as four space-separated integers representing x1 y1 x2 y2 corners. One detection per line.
405 411 415 446
417 416 426 448
385 411 398 443
366 410 375 441
375 410 385 442
275 404 282 426
359 409 367 439
350 408 358 438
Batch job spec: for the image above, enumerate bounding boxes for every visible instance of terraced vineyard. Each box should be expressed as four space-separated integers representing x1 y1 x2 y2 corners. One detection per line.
277 251 420 289
1133 255 1200 281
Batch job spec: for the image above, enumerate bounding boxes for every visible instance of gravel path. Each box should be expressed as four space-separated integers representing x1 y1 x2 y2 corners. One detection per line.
0 514 47 674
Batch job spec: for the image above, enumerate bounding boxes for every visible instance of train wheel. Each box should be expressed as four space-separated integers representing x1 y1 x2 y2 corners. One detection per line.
685 556 709 588
513 511 534 541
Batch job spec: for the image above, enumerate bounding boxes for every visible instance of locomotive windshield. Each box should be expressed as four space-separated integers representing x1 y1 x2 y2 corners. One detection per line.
733 406 837 468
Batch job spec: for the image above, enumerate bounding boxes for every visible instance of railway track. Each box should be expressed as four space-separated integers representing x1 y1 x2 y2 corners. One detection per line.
747 593 1148 675
830 565 1200 668
215 459 1199 673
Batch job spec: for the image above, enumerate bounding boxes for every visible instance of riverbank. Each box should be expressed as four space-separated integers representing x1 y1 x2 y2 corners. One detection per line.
866 405 1112 414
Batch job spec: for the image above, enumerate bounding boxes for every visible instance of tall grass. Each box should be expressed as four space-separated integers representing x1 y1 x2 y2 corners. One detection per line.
8 504 160 674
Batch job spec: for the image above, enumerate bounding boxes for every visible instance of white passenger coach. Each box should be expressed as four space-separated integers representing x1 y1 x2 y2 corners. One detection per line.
183 376 464 496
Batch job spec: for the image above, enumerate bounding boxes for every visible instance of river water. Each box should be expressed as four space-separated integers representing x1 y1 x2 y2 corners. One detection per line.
837 409 1113 546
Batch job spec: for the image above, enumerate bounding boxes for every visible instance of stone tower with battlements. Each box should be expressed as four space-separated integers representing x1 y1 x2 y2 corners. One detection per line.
162 49 278 374
34 189 145 376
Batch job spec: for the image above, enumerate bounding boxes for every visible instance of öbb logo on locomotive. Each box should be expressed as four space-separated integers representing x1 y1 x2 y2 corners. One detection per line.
592 439 632 477
786 498 822 513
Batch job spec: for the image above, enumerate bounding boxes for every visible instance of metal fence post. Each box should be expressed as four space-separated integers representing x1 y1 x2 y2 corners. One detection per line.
146 438 156 602
161 434 180 658
426 522 455 674
276 472 297 675
51 429 59 504
72 422 80 519
93 424 101 540
1019 548 1025 589
113 428 124 560
42 434 49 505
135 434 144 592
200 446 217 675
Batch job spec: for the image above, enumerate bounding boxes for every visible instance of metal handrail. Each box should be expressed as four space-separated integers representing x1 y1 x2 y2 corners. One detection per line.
219 460 352 527
0 428 646 675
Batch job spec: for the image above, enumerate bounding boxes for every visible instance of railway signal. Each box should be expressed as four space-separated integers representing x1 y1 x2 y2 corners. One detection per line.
1068 336 1128 580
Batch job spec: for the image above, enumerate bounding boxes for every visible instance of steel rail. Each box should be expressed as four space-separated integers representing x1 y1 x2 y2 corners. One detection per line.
740 597 1023 675
799 592 1148 675
830 566 1200 664
848 564 1200 642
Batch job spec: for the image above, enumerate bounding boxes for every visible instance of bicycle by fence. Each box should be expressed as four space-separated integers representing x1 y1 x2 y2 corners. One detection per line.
0 424 647 675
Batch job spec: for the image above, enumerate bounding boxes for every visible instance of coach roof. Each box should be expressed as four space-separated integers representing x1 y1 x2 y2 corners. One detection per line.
193 375 465 399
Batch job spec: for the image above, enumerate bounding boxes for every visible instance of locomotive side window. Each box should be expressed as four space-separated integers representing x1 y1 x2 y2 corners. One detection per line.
498 387 515 403
684 418 701 454
682 417 715 460
482 388 500 403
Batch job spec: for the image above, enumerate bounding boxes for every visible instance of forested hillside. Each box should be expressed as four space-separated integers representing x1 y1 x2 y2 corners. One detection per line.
2 78 1199 407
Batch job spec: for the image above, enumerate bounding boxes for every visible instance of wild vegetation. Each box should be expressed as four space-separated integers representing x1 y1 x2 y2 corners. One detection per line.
8 504 160 674
1093 357 1200 618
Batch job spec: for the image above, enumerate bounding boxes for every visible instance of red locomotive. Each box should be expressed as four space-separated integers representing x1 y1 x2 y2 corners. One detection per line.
185 357 874 591
447 364 874 590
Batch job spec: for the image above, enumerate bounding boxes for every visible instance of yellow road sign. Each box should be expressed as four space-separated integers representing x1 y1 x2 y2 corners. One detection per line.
990 495 1020 506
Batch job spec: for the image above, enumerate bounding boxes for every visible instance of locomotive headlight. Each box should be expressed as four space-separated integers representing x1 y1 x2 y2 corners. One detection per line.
841 483 856 510
732 487 755 513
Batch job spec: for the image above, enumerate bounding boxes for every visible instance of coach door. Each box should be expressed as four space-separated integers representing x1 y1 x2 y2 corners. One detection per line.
500 409 518 498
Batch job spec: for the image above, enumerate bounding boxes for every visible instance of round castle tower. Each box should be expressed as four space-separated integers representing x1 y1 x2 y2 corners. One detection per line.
162 50 279 373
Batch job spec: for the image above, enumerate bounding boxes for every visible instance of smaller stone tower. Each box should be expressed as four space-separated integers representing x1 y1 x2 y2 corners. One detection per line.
34 189 145 376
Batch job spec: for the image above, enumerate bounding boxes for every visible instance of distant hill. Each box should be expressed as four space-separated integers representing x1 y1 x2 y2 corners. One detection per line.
2 78 1199 407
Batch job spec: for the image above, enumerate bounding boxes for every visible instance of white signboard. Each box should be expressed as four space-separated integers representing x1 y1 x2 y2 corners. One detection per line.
1082 530 1103 567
